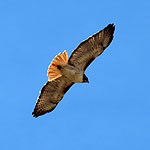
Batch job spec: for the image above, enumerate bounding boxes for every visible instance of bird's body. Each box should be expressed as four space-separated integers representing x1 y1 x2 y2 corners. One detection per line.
32 24 115 117
58 63 84 83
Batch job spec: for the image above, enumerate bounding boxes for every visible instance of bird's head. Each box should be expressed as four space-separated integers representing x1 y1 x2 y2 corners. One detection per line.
83 74 89 83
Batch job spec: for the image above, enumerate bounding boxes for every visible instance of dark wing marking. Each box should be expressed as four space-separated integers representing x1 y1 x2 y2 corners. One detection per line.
32 76 74 117
68 24 115 71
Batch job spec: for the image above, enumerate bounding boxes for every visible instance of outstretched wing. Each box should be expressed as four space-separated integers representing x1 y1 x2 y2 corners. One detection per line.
68 24 115 71
32 76 74 117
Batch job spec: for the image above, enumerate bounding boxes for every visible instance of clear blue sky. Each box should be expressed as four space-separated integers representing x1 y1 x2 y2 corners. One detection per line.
0 0 150 149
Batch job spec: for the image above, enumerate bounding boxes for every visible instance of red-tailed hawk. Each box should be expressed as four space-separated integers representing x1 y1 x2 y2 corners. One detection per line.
32 24 115 117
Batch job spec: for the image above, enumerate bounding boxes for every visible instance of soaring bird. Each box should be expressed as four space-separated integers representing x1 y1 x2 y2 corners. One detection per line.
32 24 115 117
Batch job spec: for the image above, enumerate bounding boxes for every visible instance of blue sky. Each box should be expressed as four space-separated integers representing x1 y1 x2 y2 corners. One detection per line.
0 0 150 149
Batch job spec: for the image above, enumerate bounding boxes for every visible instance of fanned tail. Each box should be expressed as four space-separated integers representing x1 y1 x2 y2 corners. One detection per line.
47 50 68 81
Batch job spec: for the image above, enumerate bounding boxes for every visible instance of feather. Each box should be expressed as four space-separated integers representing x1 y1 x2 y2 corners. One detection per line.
32 76 74 117
47 50 68 81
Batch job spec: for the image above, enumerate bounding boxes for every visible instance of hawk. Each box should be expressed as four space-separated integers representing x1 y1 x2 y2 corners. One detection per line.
32 24 115 117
